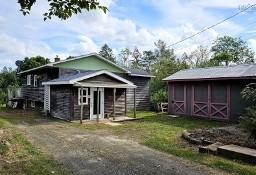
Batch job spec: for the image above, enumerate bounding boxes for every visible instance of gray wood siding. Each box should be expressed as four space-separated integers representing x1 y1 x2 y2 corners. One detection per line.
117 74 151 110
104 88 125 117
21 73 47 102
50 85 72 121
21 68 59 103
73 87 90 120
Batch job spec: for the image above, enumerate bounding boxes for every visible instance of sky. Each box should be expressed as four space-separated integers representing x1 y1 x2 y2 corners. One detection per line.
0 0 256 70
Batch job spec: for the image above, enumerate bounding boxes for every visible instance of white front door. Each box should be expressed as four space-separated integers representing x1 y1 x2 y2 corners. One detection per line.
90 88 104 120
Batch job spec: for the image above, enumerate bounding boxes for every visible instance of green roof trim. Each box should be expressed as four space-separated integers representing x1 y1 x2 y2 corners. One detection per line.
53 55 125 73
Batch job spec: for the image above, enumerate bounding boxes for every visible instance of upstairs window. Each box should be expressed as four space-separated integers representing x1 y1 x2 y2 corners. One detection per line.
34 75 38 87
27 75 31 85
78 88 89 105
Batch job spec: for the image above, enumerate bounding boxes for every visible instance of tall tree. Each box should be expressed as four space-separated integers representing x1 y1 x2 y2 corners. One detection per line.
141 50 156 72
99 44 116 63
154 39 171 58
182 45 218 68
211 36 255 63
130 47 142 69
18 0 108 20
119 48 131 67
19 56 50 72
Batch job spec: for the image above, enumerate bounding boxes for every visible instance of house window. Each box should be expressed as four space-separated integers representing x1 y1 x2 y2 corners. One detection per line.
27 75 31 85
34 75 38 87
78 88 89 105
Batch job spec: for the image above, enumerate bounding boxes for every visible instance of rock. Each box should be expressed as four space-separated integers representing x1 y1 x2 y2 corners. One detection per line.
0 130 3 135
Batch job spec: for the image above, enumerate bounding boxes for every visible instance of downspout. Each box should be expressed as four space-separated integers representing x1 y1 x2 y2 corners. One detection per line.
75 82 83 124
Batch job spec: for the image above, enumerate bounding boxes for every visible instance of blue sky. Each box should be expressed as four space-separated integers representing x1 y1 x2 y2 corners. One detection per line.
0 0 256 70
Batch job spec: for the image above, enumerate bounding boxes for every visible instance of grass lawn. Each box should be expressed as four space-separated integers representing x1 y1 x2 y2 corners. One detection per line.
1 108 255 175
77 111 256 175
0 111 69 175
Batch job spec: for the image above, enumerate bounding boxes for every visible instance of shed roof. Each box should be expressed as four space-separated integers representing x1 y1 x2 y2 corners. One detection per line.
163 64 256 81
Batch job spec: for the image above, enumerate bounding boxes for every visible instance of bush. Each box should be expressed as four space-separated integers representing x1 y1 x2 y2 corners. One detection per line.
239 106 256 140
150 89 168 110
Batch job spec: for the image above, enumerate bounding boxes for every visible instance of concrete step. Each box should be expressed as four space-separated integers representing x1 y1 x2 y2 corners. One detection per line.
217 144 256 165
199 142 224 155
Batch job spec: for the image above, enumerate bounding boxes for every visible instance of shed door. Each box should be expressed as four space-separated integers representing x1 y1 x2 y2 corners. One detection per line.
192 83 230 120
192 84 208 118
172 84 186 115
210 84 230 120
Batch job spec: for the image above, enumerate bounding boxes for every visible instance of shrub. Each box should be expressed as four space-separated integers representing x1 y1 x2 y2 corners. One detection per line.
239 106 256 140
150 89 168 110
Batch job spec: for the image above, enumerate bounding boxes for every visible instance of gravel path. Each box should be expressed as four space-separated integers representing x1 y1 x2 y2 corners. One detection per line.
17 119 228 175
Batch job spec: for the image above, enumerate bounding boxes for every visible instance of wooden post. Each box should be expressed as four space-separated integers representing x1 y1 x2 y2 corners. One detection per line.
113 88 116 120
124 89 127 116
80 87 83 124
97 87 99 123
134 88 136 118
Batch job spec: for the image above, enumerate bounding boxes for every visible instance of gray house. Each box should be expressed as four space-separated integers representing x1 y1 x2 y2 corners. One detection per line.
163 64 256 122
18 53 154 121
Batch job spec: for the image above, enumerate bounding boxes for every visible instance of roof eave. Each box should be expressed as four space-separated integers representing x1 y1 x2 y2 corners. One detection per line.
17 64 53 75
128 73 155 78
164 76 256 82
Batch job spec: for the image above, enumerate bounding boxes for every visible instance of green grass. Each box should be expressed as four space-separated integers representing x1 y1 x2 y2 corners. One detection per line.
0 115 69 175
93 111 255 175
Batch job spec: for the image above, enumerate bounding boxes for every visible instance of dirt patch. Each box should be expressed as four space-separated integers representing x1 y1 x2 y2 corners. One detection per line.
18 120 228 175
0 107 42 117
190 125 256 149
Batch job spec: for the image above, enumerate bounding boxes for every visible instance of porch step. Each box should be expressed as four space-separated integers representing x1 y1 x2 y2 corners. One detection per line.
217 144 256 165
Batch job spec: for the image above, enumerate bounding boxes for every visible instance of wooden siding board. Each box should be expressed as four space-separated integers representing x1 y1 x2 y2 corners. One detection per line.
104 88 125 117
50 85 72 120
116 73 151 110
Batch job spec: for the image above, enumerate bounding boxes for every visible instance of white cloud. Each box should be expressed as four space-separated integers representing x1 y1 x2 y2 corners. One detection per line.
67 35 100 55
248 39 256 53
0 0 254 70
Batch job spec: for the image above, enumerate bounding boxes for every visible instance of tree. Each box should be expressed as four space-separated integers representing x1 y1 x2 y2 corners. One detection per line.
19 56 50 72
18 0 108 21
66 56 76 59
182 45 218 68
0 67 19 104
99 44 116 63
141 50 156 72
211 36 255 63
154 39 171 58
119 48 131 67
130 47 142 69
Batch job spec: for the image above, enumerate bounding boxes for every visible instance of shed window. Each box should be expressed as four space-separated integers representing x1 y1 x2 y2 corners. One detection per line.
27 75 31 85
34 75 38 87
78 88 89 105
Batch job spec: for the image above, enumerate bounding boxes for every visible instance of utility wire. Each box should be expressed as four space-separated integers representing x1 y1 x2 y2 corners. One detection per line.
170 4 256 47
173 19 256 52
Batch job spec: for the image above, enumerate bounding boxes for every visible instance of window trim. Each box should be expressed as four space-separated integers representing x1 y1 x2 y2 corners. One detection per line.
78 88 89 105
27 75 31 85
34 75 38 87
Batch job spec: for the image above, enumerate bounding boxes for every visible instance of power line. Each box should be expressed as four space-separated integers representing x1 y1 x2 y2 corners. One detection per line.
170 4 256 47
173 19 256 52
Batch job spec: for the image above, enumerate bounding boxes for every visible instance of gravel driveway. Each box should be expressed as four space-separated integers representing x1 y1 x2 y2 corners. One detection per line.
17 119 228 175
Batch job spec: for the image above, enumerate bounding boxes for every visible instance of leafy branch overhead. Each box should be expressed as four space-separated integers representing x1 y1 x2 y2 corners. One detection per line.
18 0 108 20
